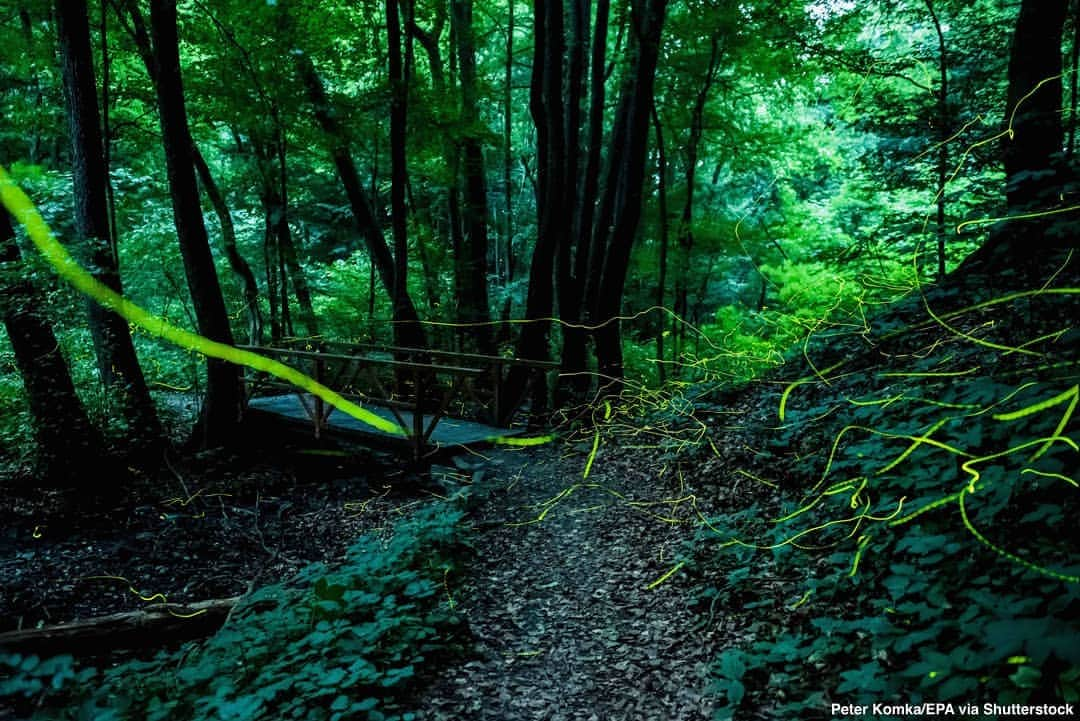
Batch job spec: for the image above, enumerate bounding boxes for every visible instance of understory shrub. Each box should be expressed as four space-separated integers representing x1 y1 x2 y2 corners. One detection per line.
1 501 471 720
696 294 1080 720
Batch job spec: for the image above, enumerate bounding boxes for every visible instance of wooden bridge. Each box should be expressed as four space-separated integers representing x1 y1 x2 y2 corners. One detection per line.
238 341 558 460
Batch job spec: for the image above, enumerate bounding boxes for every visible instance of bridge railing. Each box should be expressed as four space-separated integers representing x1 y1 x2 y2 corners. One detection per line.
236 341 558 456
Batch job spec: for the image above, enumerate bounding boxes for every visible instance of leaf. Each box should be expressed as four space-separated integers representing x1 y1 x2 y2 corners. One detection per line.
1009 665 1042 689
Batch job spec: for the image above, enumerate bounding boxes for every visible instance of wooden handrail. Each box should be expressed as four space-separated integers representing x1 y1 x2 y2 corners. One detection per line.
235 345 485 376
268 339 561 370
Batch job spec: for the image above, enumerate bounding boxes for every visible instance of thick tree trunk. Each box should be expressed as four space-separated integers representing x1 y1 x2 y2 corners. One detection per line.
554 0 590 403
296 52 427 350
959 0 1072 273
452 0 494 353
191 142 263 345
57 0 163 451
1002 0 1068 214
1 209 105 487
592 0 669 386
499 0 560 421
148 0 243 447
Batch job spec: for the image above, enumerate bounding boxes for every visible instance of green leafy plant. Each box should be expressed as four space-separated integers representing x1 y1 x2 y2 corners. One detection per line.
0 501 471 721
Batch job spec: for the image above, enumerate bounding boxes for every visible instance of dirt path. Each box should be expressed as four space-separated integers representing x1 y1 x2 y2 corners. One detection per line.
413 445 720 720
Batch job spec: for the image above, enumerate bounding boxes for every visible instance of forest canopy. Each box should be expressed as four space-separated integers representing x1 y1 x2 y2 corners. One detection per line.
1 1 1079 719
0 0 1075 470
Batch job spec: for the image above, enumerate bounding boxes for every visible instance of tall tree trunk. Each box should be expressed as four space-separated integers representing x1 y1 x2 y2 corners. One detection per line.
671 33 720 374
962 0 1071 272
591 0 669 387
386 0 413 349
148 0 243 447
651 101 669 385
100 0 119 253
1069 0 1080 160
191 142 263 345
554 0 590 402
296 51 427 349
452 0 494 353
499 0 561 421
56 0 163 451
503 0 516 286
925 0 949 279
1002 0 1068 214
1 209 106 487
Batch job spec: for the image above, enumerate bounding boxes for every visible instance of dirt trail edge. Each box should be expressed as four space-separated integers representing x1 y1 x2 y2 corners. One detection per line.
412 445 720 721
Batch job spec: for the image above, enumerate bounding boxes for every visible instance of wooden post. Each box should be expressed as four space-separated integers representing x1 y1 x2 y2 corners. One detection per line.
412 366 425 459
492 360 503 426
313 353 324 439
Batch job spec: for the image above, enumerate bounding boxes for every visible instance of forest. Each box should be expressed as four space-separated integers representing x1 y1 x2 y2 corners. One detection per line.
0 0 1078 718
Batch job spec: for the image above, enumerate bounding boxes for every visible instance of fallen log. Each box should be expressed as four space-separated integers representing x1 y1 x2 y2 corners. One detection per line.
0 597 241 657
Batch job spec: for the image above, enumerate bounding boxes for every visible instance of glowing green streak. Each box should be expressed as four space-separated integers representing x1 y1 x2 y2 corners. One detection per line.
877 418 949 474
890 492 960 526
734 468 778 488
961 436 1079 493
778 360 845 421
993 385 1077 461
958 485 1079 584
583 429 601 480
879 368 979 378
646 560 685 590
490 434 555 447
0 167 402 436
1020 468 1078 488
789 589 813 610
848 534 872 577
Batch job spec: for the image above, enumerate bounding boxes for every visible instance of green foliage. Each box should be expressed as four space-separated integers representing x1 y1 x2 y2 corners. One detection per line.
694 302 1080 718
0 502 471 720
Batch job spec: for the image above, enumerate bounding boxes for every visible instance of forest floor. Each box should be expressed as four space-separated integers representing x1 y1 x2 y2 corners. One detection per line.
0 445 423 637
1 399 771 718
410 443 724 721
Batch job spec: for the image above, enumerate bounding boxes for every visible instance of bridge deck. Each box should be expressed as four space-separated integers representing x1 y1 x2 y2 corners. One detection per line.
246 394 523 450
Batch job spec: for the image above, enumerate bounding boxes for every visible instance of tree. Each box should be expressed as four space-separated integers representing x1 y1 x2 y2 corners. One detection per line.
191 141 263 346
56 0 163 451
961 0 1073 271
588 0 669 385
1 207 105 486
295 50 427 350
451 0 493 353
148 0 243 447
501 0 669 413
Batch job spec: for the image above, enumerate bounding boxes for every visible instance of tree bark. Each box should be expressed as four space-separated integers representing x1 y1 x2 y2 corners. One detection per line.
452 0 494 353
924 0 949 279
1 209 106 487
499 0 561 421
57 0 163 451
386 0 413 350
0 596 241 656
960 0 1072 273
191 142 264 345
296 51 427 350
591 0 669 386
148 0 243 447
651 101 669 385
